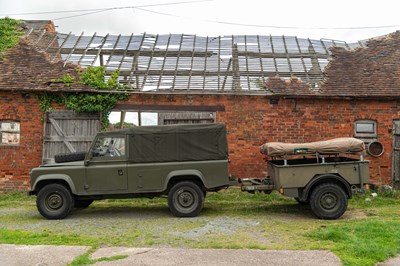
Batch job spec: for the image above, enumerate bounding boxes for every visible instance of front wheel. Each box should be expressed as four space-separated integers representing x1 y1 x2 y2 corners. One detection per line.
168 181 204 217
310 183 348 220
36 184 74 219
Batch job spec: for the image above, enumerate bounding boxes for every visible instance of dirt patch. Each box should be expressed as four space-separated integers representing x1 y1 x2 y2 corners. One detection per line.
169 216 260 238
341 209 368 220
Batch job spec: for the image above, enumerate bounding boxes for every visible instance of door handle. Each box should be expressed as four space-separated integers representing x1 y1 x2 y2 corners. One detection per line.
118 169 124 176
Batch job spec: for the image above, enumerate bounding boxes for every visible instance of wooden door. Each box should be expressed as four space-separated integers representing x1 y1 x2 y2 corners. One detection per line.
42 110 100 164
392 120 400 187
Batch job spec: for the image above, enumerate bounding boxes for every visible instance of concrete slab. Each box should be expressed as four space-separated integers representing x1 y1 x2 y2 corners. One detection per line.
0 244 90 266
91 247 341 266
377 255 400 266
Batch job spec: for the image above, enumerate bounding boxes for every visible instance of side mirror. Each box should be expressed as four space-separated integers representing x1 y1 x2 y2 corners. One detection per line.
84 160 90 166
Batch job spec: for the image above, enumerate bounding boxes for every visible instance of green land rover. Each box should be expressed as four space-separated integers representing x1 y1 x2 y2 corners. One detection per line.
29 123 230 219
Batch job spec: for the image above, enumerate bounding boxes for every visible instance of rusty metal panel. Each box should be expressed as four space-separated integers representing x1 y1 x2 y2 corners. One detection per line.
158 112 215 125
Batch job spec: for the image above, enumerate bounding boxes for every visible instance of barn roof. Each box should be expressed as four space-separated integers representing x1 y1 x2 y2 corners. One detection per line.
23 28 366 94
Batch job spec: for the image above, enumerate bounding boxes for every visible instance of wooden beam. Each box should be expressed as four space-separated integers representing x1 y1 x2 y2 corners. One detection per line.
105 34 121 68
51 32 71 62
63 32 84 67
77 32 97 66
172 34 184 90
157 34 172 90
45 47 214 58
187 34 197 90
141 34 159 91
113 104 225 112
92 34 109 67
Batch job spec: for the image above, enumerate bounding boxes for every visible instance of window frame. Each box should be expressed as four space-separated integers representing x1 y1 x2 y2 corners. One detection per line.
354 119 377 138
0 121 21 146
88 135 127 162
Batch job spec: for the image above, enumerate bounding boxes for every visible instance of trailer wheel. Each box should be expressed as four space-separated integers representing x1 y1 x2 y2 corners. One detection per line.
37 183 74 220
310 183 347 220
168 181 204 217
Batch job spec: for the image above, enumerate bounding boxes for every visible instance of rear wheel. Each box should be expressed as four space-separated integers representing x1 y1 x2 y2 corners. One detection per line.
310 183 348 219
168 181 204 217
37 183 74 219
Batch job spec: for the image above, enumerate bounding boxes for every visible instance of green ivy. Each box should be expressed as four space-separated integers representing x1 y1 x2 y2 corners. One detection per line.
49 74 75 87
0 18 23 57
38 66 130 130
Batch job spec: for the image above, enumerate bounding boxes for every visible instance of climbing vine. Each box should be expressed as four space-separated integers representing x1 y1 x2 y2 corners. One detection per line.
38 66 131 130
0 18 23 57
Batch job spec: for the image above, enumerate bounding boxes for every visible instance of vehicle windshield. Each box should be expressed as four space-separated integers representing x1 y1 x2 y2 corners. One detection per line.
92 137 125 157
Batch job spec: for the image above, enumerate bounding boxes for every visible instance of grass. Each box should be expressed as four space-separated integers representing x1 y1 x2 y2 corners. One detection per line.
68 247 128 266
309 220 400 266
0 188 400 265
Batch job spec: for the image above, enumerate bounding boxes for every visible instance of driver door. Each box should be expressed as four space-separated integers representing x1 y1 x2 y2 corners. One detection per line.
85 135 128 193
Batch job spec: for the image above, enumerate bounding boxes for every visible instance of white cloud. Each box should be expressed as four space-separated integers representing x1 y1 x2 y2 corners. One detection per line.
1 0 399 42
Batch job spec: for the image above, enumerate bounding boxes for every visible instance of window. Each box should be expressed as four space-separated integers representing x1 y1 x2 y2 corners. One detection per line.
108 111 158 128
91 136 126 158
354 120 377 138
1 121 20 146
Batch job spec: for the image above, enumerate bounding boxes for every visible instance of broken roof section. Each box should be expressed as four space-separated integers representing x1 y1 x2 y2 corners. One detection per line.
24 28 365 93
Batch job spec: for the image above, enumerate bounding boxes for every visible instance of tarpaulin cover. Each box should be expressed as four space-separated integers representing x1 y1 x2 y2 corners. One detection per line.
260 137 365 156
120 123 228 163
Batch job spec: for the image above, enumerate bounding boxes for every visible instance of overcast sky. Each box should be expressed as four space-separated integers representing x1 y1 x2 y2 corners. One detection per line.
1 0 399 42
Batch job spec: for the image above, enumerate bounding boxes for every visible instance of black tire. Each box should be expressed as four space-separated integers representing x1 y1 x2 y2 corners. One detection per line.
168 181 204 217
295 197 309 205
36 183 74 219
74 199 93 208
310 183 348 220
54 152 86 163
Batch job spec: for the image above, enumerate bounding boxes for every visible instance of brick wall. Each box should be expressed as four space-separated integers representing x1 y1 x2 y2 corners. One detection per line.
1 31 400 190
0 91 397 190
0 91 44 190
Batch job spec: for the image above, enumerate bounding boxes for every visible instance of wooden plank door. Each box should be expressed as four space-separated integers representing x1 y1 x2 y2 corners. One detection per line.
392 120 400 187
42 110 100 164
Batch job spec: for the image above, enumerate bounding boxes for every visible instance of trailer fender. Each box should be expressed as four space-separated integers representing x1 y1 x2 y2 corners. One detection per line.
300 174 352 202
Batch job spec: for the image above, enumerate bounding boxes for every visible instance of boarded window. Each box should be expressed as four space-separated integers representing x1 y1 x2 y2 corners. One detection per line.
354 120 377 138
0 121 20 145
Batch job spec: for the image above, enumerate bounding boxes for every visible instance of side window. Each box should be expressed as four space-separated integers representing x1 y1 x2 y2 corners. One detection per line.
92 137 126 159
1 121 20 146
354 120 377 138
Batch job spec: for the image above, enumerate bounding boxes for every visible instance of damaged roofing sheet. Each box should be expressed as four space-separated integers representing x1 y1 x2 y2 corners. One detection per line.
25 30 365 93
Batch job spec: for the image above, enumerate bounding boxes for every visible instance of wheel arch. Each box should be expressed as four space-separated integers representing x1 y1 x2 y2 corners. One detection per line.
165 170 206 191
300 174 352 202
31 174 77 195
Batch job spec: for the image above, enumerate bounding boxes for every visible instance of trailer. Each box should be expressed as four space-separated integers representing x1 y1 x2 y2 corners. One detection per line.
240 138 370 219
